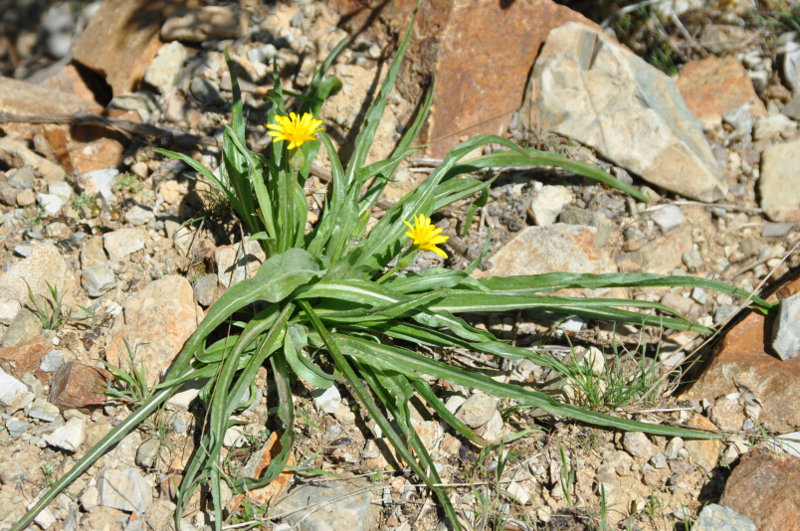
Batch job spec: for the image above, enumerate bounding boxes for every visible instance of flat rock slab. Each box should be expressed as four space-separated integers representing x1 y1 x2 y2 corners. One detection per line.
682 275 800 432
760 138 800 222
272 478 376 531
0 76 102 116
720 448 800 530
330 0 595 159
676 55 766 128
528 22 725 202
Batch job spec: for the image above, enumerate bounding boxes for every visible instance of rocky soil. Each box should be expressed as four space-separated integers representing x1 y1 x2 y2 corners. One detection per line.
1 0 800 529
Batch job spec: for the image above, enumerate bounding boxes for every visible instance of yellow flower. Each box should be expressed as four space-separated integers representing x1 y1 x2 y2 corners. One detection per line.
267 112 323 149
404 214 449 258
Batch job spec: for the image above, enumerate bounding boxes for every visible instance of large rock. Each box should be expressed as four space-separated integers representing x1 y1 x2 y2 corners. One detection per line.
682 276 800 432
0 138 67 182
760 138 800 222
71 0 172 96
105 275 203 384
676 55 766 128
330 0 595 159
0 76 102 116
271 478 376 531
720 448 800 530
0 241 68 304
527 23 726 202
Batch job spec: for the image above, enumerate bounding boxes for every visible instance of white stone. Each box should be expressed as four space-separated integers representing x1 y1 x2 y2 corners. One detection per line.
505 481 531 505
45 417 85 452
103 228 147 262
754 113 797 140
0 297 21 325
529 23 725 201
78 168 119 202
167 387 200 410
36 193 65 215
456 392 497 429
98 468 153 513
782 41 800 93
531 185 573 226
760 138 800 222
0 367 30 407
48 180 73 201
33 507 56 530
82 263 117 297
124 205 155 226
215 238 266 288
223 426 245 448
313 385 341 414
650 204 685 232
144 41 189 94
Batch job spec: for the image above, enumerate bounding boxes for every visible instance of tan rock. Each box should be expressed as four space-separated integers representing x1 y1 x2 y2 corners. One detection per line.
0 138 66 182
49 362 109 409
676 56 766 128
0 337 50 380
760 138 800 222
0 76 102 116
37 63 99 103
720 448 800 530
161 5 247 42
682 276 800 432
72 0 174 96
683 413 722 471
330 0 595 159
105 275 203 384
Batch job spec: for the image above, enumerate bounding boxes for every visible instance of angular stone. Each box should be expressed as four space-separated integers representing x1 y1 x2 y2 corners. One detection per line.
82 263 117 298
528 23 725 202
1 307 43 348
81 235 108 269
617 226 693 274
0 367 30 408
683 414 722 471
0 337 50 379
531 185 573 226
693 503 755 531
161 5 247 42
215 239 266 288
0 138 66 182
332 0 595 159
676 55 766 128
77 168 119 203
456 392 497 429
27 397 61 422
105 275 203 384
650 205 685 232
0 76 102 116
49 362 109 409
0 298 21 326
98 468 153 514
45 417 86 452
622 431 655 460
103 228 147 262
72 0 170 97
720 448 800 530
36 193 65 215
683 276 800 432
760 138 800 222
772 293 800 360
144 41 189 94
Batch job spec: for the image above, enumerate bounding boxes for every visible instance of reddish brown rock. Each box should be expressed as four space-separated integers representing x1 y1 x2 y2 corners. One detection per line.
72 0 177 96
676 56 767 128
682 276 800 432
720 448 800 530
49 362 109 409
330 0 595 158
37 63 99 104
0 337 50 379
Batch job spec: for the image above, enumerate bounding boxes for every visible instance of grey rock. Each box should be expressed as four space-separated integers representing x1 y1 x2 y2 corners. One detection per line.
36 193 66 215
0 297 21 326
27 397 60 422
192 274 218 307
135 438 161 469
104 228 147 262
456 392 497 429
650 453 667 469
77 168 118 202
0 241 67 303
531 185 573 226
5 418 30 438
7 167 35 189
762 222 796 238
215 239 266 288
722 104 754 136
715 304 739 324
772 293 800 360
40 349 66 372
650 205 685 232
2 307 43 348
271 479 375 531
82 263 116 297
247 43 277 64
760 138 800 222
124 205 155 226
622 431 655 459
693 503 756 531
98 468 153 514
665 437 684 460
14 244 32 257
45 417 85 452
144 41 188 94
190 77 224 106
529 23 725 201
783 41 800 93
0 367 34 410
682 247 704 270
691 287 708 305
81 236 108 269
783 93 800 121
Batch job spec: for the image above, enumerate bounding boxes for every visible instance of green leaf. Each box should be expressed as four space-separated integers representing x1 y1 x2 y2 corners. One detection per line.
283 324 335 389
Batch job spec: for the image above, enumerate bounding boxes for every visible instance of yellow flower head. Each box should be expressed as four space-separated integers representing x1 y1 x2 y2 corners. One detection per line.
404 214 449 258
267 112 323 150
